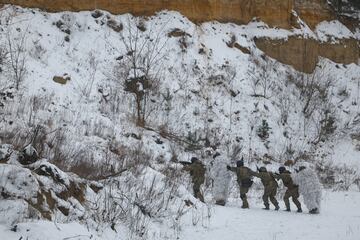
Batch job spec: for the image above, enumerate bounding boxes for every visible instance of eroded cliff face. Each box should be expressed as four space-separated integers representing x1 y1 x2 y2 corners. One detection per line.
1 0 358 73
255 37 359 73
0 0 334 29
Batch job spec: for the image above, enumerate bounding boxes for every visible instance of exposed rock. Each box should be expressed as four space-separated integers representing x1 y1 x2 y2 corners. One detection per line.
234 43 251 54
34 163 66 185
0 160 92 222
53 74 70 84
18 144 39 165
284 159 295 166
255 36 359 73
107 19 123 32
91 10 103 19
0 0 342 29
168 28 191 38
294 0 334 29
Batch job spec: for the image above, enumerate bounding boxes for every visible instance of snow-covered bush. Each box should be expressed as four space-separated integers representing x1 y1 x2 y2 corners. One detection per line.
113 19 168 126
333 164 359 191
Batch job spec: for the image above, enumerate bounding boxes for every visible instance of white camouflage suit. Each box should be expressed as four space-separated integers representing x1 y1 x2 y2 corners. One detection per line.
212 156 231 205
293 167 322 213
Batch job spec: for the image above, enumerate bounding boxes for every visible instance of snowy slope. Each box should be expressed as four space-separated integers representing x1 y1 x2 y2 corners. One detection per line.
0 6 358 169
0 4 360 240
0 191 359 240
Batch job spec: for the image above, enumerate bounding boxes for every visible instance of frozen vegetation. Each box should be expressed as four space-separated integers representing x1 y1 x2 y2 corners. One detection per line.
0 4 360 240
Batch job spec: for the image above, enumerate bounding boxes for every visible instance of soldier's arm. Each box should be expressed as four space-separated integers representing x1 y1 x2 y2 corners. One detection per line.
249 169 260 178
272 172 281 180
227 166 237 173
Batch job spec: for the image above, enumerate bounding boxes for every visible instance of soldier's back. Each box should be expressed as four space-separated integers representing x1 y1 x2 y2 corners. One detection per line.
280 171 296 188
238 166 252 180
191 162 206 182
258 172 277 187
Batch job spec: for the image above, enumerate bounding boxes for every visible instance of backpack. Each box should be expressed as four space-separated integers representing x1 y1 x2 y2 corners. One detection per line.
241 178 253 188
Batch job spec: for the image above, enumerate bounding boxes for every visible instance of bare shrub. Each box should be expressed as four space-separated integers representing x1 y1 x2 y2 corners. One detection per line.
315 159 336 188
296 69 334 119
312 105 337 145
6 27 28 90
89 167 192 238
334 164 359 191
248 54 276 99
277 92 291 126
226 143 243 161
30 39 46 60
73 51 99 100
113 18 168 126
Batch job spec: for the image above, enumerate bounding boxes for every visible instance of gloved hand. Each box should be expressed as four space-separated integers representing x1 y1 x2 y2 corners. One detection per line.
226 165 231 170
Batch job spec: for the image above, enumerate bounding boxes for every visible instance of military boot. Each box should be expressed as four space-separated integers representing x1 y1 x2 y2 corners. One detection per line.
309 208 318 214
241 200 249 209
275 205 280 211
216 200 226 206
297 208 302 213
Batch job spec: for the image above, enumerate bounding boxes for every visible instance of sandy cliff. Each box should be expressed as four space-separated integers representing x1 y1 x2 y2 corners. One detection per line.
0 0 334 28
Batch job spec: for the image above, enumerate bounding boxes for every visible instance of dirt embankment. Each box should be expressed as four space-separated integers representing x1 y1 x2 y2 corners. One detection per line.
255 37 359 73
0 0 334 28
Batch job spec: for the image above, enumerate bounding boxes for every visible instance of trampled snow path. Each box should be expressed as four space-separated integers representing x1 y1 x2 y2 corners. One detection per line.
1 191 359 240
181 191 360 240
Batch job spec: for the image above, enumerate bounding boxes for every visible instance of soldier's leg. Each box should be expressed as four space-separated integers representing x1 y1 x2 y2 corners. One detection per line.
283 189 291 211
193 184 204 202
240 187 249 208
269 187 279 210
291 188 302 212
262 188 270 209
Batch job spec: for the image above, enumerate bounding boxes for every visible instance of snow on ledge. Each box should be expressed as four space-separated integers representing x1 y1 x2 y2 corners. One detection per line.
315 20 355 42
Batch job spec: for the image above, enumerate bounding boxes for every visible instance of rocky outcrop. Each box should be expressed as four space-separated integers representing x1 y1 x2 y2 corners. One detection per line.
255 37 359 73
294 0 334 29
1 0 358 73
1 0 336 29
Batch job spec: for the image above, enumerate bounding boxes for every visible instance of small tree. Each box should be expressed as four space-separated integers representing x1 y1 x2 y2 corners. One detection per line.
6 28 27 90
248 54 276 99
297 69 334 119
115 18 168 126
257 119 271 141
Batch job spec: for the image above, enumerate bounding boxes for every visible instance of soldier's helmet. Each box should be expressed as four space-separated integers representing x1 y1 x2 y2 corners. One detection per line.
259 166 267 172
298 166 306 171
236 159 244 167
191 157 199 163
279 166 286 173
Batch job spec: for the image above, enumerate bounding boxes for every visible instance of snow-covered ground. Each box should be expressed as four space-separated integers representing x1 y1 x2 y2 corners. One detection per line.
1 190 359 240
1 4 360 240
183 191 360 240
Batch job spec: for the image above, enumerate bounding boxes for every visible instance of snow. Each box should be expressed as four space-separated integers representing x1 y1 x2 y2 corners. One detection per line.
181 191 360 240
0 164 39 200
315 20 355 42
0 191 359 240
0 4 360 240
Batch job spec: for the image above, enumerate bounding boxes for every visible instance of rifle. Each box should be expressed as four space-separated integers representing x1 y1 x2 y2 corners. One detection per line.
179 161 191 166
